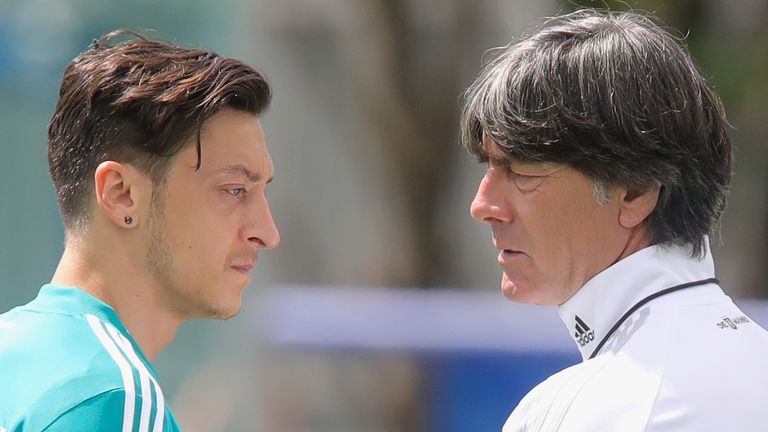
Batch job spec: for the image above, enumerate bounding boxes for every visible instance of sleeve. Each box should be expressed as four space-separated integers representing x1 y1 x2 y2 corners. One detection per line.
41 389 133 432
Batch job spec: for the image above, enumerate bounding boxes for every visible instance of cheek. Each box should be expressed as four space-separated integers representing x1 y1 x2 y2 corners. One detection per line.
162 207 225 259
521 192 600 269
557 196 621 271
188 223 233 255
161 189 245 260
520 194 574 247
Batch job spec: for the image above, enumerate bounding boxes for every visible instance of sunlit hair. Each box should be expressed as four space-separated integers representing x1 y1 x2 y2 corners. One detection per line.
461 9 731 257
48 30 271 233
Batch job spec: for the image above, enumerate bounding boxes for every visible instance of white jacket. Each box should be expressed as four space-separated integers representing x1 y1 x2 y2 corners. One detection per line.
503 241 768 431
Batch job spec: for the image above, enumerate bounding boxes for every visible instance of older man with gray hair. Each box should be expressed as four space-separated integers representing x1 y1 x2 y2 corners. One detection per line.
462 9 768 431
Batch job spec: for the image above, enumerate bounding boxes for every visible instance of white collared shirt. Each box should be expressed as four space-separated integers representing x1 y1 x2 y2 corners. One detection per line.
503 241 768 431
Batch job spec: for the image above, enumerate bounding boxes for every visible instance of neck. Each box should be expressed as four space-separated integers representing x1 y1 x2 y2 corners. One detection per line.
614 225 653 264
51 234 181 361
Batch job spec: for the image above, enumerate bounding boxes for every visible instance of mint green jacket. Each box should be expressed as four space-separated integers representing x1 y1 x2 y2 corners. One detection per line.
0 285 182 431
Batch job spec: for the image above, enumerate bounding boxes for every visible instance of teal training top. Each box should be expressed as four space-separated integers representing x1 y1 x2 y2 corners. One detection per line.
0 284 182 431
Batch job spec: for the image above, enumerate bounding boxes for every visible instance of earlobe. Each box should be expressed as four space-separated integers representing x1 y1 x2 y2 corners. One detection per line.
618 186 660 229
94 161 143 228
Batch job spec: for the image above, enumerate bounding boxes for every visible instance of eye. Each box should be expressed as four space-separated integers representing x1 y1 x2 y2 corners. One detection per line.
511 171 544 190
226 187 247 197
511 171 539 182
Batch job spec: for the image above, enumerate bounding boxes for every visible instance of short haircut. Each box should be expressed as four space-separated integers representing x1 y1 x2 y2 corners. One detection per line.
461 9 731 257
48 30 271 233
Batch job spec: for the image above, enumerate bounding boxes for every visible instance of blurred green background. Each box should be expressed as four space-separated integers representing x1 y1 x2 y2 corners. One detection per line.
1 0 766 430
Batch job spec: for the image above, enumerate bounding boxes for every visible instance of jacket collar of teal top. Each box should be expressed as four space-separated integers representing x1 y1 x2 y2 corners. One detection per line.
557 239 717 361
27 284 159 379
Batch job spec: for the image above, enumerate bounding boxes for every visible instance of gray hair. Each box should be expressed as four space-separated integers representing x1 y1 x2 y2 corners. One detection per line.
461 9 731 257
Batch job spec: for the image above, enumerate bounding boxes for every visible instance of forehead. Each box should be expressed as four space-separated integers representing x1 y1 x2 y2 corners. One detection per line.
176 109 272 177
483 134 565 166
481 133 517 160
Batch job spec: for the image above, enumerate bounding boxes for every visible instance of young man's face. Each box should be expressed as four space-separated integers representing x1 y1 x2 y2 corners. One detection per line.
143 108 279 320
470 140 631 306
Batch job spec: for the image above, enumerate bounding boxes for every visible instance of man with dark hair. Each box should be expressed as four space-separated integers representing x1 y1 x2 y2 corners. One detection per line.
462 9 768 431
0 31 279 431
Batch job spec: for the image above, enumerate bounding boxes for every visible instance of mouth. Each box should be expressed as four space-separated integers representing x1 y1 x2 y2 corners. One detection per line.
499 249 524 256
497 248 526 265
230 263 255 274
492 237 521 253
493 241 523 254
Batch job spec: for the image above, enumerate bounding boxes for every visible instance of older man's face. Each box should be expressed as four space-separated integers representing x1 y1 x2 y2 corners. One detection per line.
470 139 632 306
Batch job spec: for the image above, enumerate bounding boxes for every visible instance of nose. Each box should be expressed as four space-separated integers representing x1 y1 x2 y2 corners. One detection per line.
470 171 512 225
244 194 281 249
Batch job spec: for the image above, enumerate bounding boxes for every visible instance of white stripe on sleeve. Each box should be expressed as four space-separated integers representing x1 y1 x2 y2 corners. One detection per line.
86 314 136 432
106 325 166 432
106 325 153 432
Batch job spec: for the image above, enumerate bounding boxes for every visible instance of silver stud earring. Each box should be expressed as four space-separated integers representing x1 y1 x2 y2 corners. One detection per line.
124 216 133 225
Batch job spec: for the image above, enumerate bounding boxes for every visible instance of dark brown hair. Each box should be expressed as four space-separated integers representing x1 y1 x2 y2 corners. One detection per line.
48 30 271 232
461 9 731 257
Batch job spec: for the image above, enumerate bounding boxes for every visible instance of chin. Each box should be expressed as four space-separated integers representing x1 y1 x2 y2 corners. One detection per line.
501 281 530 304
501 276 553 306
199 295 243 320
212 310 239 320
205 280 247 319
501 274 529 303
206 305 240 320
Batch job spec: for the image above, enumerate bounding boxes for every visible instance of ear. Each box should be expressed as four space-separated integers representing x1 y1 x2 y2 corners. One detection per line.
93 161 150 228
618 186 660 229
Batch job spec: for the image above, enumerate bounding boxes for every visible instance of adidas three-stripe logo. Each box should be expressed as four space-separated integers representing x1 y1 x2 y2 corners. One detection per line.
574 315 595 347
86 314 166 432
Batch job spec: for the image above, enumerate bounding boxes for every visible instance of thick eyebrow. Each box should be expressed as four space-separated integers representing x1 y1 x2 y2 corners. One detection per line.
219 164 273 184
